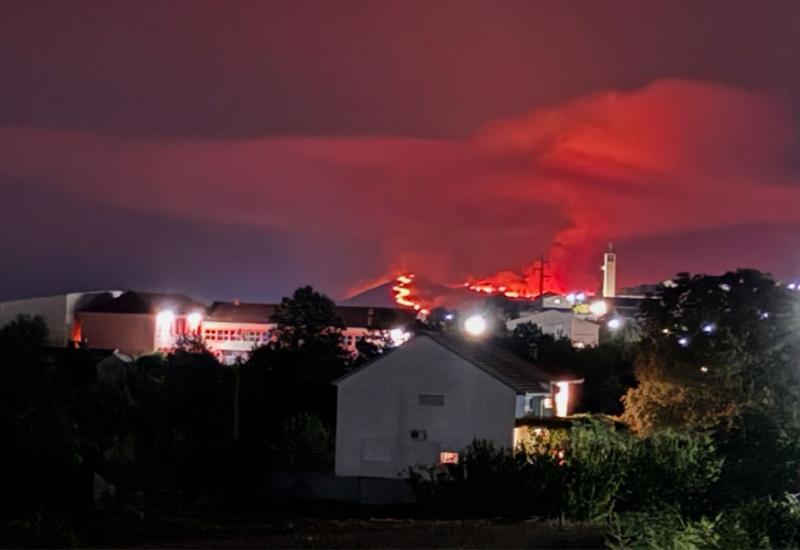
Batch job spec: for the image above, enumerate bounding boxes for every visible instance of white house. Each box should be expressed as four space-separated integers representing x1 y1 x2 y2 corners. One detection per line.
507 310 600 348
334 332 580 479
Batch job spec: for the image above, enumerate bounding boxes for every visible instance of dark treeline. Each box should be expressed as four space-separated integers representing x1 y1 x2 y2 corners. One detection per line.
0 285 377 542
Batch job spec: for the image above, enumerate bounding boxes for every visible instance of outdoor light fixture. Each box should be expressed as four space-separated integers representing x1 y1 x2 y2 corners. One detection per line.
607 318 623 330
155 310 175 337
444 313 454 321
187 311 203 332
463 314 488 337
678 336 690 347
554 382 570 418
589 300 608 316
701 323 716 334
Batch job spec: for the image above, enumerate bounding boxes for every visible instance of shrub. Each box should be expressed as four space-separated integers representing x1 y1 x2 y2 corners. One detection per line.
720 494 800 548
605 509 721 550
606 494 800 550
555 420 629 520
269 413 333 471
408 440 552 518
620 430 722 514
409 419 722 521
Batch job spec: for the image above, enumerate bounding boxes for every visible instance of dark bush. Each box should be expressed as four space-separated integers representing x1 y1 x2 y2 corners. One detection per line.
409 419 722 521
619 430 722 514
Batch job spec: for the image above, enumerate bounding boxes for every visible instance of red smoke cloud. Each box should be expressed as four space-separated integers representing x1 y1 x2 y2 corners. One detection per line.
1 79 798 297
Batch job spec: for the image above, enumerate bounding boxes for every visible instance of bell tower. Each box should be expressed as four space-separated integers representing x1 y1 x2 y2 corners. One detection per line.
602 243 616 298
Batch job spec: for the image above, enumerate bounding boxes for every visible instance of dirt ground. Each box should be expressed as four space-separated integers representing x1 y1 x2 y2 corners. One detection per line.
87 513 605 549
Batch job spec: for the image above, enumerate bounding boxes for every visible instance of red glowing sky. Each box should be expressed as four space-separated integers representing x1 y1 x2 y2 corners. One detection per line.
1 1 800 301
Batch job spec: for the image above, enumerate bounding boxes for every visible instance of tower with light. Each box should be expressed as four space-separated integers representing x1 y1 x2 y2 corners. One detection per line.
602 243 616 298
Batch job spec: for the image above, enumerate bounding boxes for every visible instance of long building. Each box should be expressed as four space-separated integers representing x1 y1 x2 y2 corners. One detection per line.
0 290 416 362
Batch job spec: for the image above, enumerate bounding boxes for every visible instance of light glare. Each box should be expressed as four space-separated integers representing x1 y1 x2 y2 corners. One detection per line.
464 315 488 336
589 300 608 316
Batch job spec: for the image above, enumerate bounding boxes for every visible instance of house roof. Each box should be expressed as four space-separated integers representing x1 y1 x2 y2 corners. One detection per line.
335 331 574 394
79 291 205 315
205 302 277 323
425 332 553 393
205 301 416 329
335 306 416 330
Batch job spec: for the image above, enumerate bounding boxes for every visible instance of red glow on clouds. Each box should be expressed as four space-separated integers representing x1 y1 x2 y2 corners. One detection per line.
1 80 799 297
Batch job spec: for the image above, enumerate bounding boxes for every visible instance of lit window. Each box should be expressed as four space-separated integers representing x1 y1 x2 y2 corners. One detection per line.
439 451 459 464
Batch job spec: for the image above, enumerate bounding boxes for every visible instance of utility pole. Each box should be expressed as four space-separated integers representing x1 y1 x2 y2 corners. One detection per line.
537 254 551 297
233 359 241 441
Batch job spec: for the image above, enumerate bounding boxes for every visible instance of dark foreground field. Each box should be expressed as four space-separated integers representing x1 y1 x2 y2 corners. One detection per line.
87 513 605 549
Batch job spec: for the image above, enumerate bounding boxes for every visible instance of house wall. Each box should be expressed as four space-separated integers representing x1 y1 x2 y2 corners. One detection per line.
508 310 599 348
569 317 600 347
335 336 518 479
77 311 157 356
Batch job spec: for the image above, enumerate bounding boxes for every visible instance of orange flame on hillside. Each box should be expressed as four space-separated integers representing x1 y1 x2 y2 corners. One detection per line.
464 258 567 300
392 273 430 315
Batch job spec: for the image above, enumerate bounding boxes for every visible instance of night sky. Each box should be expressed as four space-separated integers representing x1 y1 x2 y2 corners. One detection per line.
2 0 800 302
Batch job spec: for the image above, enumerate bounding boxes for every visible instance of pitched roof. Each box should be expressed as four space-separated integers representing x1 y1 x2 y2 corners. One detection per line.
425 332 553 393
335 306 416 330
204 301 416 329
335 331 571 394
79 291 205 315
205 302 276 323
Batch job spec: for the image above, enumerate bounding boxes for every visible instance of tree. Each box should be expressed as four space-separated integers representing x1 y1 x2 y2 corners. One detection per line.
270 285 345 355
238 286 349 472
622 270 800 434
0 316 84 517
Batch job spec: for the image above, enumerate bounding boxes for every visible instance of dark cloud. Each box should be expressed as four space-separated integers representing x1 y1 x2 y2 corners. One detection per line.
1 0 800 139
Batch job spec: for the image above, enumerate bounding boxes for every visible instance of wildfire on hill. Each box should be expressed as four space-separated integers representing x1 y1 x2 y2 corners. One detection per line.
388 263 584 314
392 274 429 314
463 257 569 300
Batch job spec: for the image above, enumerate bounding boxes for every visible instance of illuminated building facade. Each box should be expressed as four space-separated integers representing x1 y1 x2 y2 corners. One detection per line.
201 301 414 364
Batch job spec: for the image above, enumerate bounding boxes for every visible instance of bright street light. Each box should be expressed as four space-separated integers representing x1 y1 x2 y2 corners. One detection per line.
589 300 608 316
464 315 488 337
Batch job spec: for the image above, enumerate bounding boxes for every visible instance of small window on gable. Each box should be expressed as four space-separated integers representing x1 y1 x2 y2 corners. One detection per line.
418 394 445 406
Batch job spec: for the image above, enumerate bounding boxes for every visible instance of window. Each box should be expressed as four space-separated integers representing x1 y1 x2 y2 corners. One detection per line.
418 394 445 406
410 429 427 441
439 451 459 464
